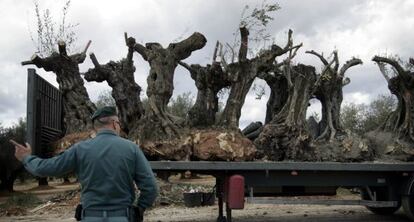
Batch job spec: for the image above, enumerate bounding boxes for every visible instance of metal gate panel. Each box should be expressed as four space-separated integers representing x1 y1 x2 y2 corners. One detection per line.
27 68 63 156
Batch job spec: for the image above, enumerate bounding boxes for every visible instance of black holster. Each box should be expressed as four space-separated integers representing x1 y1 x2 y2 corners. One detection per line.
130 206 144 222
75 204 83 221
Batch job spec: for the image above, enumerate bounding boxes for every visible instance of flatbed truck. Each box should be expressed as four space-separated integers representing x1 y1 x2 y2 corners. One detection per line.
150 161 414 221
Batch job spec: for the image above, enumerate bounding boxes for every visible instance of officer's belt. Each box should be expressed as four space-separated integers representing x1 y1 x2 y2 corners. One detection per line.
83 208 129 217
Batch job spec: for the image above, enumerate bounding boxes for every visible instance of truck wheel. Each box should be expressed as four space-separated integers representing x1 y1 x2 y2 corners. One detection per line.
360 187 401 215
402 176 414 220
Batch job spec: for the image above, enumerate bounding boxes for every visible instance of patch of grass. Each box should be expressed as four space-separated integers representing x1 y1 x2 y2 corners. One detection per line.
4 193 42 207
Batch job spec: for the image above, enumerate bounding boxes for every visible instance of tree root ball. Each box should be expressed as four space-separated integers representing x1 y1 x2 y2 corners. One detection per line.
138 129 257 161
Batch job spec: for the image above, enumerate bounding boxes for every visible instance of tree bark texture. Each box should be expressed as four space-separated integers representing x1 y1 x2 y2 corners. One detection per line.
219 28 301 129
179 61 231 127
373 56 414 142
306 50 362 141
255 64 317 161
22 41 96 134
84 35 144 134
130 33 207 141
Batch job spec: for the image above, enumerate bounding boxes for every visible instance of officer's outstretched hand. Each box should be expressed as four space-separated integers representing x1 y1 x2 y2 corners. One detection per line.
10 140 32 162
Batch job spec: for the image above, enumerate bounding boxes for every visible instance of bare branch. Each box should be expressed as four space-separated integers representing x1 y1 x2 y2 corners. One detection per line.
342 77 351 86
133 42 148 61
22 54 39 66
124 32 136 63
178 61 193 73
333 50 339 72
285 43 294 88
124 32 128 44
221 56 228 70
226 43 235 63
169 32 207 60
376 62 391 83
82 40 92 55
305 50 329 66
338 58 363 78
314 57 336 89
274 43 302 68
58 40 67 56
372 56 406 77
212 40 219 63
89 53 100 68
238 26 249 61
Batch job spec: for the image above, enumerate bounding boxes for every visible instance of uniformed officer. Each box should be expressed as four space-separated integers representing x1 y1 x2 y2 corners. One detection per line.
11 106 158 222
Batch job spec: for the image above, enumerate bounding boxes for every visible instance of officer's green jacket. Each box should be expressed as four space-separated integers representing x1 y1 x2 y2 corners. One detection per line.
22 129 158 210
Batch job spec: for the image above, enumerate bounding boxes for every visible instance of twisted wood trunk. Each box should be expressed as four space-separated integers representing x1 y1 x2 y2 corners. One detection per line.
179 61 231 127
306 50 362 141
373 56 414 142
84 34 144 134
22 41 95 134
130 32 207 141
219 28 301 129
255 64 316 160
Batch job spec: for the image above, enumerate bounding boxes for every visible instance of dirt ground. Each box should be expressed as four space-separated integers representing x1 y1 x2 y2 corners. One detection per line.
0 177 411 222
1 204 411 222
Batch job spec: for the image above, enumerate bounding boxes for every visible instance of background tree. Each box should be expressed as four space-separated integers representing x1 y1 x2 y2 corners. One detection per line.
0 119 27 192
340 103 366 134
341 95 397 134
167 92 194 120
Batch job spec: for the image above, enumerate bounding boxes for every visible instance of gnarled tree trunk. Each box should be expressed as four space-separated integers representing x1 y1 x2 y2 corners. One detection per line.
179 60 230 127
306 50 362 141
130 32 207 141
263 73 288 124
219 28 301 129
22 41 96 134
373 56 414 142
84 34 144 134
255 64 317 160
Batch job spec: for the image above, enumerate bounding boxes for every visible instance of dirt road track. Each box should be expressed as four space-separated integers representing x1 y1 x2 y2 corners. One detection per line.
1 204 411 222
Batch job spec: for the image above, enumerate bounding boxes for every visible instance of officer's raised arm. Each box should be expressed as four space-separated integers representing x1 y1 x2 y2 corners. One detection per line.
10 139 77 177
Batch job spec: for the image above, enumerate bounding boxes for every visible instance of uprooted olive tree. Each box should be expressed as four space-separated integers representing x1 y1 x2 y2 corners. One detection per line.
255 64 317 160
179 41 231 128
306 50 363 141
22 41 96 134
366 56 414 161
84 34 144 134
219 28 302 130
129 32 207 143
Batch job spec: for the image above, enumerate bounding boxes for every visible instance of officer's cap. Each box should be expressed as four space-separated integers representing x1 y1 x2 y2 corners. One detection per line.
91 106 117 121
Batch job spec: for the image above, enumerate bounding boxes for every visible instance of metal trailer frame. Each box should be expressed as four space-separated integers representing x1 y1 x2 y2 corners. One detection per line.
150 161 414 221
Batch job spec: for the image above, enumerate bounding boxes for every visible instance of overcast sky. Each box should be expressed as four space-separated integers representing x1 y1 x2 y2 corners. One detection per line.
0 0 413 128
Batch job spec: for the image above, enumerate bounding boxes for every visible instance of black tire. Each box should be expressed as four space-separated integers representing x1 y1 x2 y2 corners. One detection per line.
402 176 414 220
360 187 401 215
